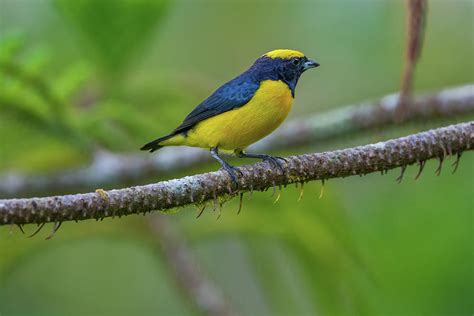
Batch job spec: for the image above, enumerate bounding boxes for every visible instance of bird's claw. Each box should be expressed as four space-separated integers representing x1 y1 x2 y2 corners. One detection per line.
220 165 241 188
262 155 287 173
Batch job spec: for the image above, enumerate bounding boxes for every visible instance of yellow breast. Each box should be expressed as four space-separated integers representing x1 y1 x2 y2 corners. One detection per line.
184 80 294 151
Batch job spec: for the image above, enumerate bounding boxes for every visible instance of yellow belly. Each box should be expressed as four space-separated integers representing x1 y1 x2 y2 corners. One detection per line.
179 79 294 151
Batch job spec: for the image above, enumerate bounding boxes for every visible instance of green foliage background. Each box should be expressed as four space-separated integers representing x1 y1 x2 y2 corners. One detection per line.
0 0 473 315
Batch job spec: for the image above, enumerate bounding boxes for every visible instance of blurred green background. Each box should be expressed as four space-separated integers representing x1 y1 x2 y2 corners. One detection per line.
0 0 473 315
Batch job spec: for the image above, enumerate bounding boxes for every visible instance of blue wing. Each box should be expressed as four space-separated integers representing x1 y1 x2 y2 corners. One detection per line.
173 74 259 133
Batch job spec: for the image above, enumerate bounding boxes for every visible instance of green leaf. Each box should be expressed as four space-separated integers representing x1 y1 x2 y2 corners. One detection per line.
0 31 25 62
54 0 168 76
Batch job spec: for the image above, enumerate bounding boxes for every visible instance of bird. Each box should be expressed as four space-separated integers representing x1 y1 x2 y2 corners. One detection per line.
141 49 319 185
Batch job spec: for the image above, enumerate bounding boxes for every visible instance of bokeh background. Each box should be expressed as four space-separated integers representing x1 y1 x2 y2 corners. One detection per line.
0 0 473 315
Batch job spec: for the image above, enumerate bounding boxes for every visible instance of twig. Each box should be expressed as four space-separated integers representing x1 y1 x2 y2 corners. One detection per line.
1 122 472 226
396 0 428 119
1 84 472 197
149 215 235 316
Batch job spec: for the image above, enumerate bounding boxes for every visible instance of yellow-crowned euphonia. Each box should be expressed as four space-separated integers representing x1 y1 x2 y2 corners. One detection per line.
141 49 319 183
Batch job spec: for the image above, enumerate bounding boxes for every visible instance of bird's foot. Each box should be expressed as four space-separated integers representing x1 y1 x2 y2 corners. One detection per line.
260 155 287 173
219 164 242 189
210 147 242 189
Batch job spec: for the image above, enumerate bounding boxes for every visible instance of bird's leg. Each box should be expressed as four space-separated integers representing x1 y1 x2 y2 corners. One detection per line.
210 147 240 187
236 150 287 173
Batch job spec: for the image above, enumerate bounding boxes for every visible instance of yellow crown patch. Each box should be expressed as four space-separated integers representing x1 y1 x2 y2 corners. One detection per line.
263 49 305 59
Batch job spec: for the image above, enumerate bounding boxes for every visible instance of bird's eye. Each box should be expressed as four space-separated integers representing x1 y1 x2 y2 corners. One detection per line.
291 58 300 66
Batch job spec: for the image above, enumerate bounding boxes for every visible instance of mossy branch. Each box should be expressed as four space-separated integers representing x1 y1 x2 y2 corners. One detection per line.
1 84 472 197
1 122 472 226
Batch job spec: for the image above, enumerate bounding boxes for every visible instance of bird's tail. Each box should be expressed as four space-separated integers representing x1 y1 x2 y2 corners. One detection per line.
140 133 177 152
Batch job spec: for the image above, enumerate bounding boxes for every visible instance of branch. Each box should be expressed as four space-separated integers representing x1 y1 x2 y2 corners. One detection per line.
1 84 473 197
1 122 472 226
397 0 428 118
254 84 473 150
149 216 235 316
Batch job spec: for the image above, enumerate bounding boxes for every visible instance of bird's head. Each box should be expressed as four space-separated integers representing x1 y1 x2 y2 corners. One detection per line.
262 49 319 73
251 49 319 95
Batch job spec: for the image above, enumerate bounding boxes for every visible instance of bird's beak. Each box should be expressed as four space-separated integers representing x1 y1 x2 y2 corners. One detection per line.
302 59 320 72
